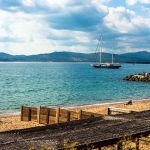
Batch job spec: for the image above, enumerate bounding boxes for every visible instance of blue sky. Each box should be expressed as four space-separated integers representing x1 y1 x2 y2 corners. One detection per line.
0 0 150 55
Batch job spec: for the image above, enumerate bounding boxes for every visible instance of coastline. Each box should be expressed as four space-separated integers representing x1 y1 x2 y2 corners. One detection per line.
0 98 150 117
64 98 150 109
0 98 150 132
1 98 150 116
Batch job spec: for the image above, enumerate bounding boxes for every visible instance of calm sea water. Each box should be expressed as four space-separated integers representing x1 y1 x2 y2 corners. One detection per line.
0 62 150 113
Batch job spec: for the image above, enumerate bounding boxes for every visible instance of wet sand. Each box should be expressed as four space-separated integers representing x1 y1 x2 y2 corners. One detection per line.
0 99 150 132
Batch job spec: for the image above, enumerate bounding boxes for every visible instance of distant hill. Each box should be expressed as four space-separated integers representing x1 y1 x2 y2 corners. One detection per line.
0 51 150 63
120 51 150 63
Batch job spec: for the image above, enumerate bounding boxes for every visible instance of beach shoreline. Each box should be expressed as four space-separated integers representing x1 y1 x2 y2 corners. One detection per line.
63 98 150 109
1 98 150 117
0 98 150 132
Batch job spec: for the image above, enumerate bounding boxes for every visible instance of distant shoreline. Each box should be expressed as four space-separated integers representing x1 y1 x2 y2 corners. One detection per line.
0 61 150 64
0 51 150 63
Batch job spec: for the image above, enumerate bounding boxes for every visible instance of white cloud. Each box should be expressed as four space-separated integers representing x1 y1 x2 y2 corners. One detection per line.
0 10 52 54
0 9 94 55
104 7 150 33
91 0 112 4
126 0 150 5
21 0 70 8
22 0 35 7
0 0 150 54
0 10 48 40
141 5 150 15
104 7 135 33
0 39 91 55
126 0 138 5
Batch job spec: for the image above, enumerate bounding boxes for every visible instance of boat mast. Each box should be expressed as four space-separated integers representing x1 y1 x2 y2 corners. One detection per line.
112 53 114 64
99 34 102 64
112 42 114 64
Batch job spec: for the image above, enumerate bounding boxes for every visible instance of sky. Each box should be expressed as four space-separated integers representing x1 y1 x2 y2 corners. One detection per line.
0 0 150 55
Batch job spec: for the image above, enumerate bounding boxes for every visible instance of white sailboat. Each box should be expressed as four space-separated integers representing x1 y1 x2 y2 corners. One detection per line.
92 34 121 69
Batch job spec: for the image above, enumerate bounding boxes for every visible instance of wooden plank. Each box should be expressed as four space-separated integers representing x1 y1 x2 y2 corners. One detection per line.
49 108 56 117
49 108 57 124
135 138 139 150
21 106 23 121
81 111 93 119
30 107 37 121
49 116 56 124
108 107 135 115
82 111 93 116
39 107 49 124
117 142 123 150
59 109 68 117
78 110 82 120
59 118 68 123
67 111 70 122
55 107 60 123
92 113 104 118
70 111 78 121
59 109 70 123
37 107 40 123
108 107 111 115
21 106 31 121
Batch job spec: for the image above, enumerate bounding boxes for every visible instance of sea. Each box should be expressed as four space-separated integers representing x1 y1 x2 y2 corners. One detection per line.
0 62 150 114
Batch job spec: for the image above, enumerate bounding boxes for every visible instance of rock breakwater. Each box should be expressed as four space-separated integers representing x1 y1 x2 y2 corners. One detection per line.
123 73 150 82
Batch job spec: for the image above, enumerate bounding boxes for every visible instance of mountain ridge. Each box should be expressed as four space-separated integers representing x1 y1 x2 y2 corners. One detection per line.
0 51 150 63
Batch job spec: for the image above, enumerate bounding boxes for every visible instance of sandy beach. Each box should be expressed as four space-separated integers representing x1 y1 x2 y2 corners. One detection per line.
0 99 150 132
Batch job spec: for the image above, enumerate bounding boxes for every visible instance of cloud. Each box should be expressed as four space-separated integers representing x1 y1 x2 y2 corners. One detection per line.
103 6 150 52
104 6 150 34
0 0 150 54
0 9 51 54
0 10 48 41
126 0 150 5
0 8 96 55
0 0 107 54
22 0 35 7
104 7 135 33
48 6 104 31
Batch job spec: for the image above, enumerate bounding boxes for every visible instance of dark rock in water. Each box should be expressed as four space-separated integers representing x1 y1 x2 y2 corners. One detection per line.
123 73 150 82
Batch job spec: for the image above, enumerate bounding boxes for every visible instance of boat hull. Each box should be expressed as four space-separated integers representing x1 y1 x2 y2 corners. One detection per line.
92 64 121 69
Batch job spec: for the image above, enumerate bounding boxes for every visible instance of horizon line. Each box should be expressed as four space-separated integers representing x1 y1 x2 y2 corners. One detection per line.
0 50 149 56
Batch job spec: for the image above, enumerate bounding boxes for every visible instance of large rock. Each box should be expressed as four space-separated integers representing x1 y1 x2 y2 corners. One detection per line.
123 73 150 82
